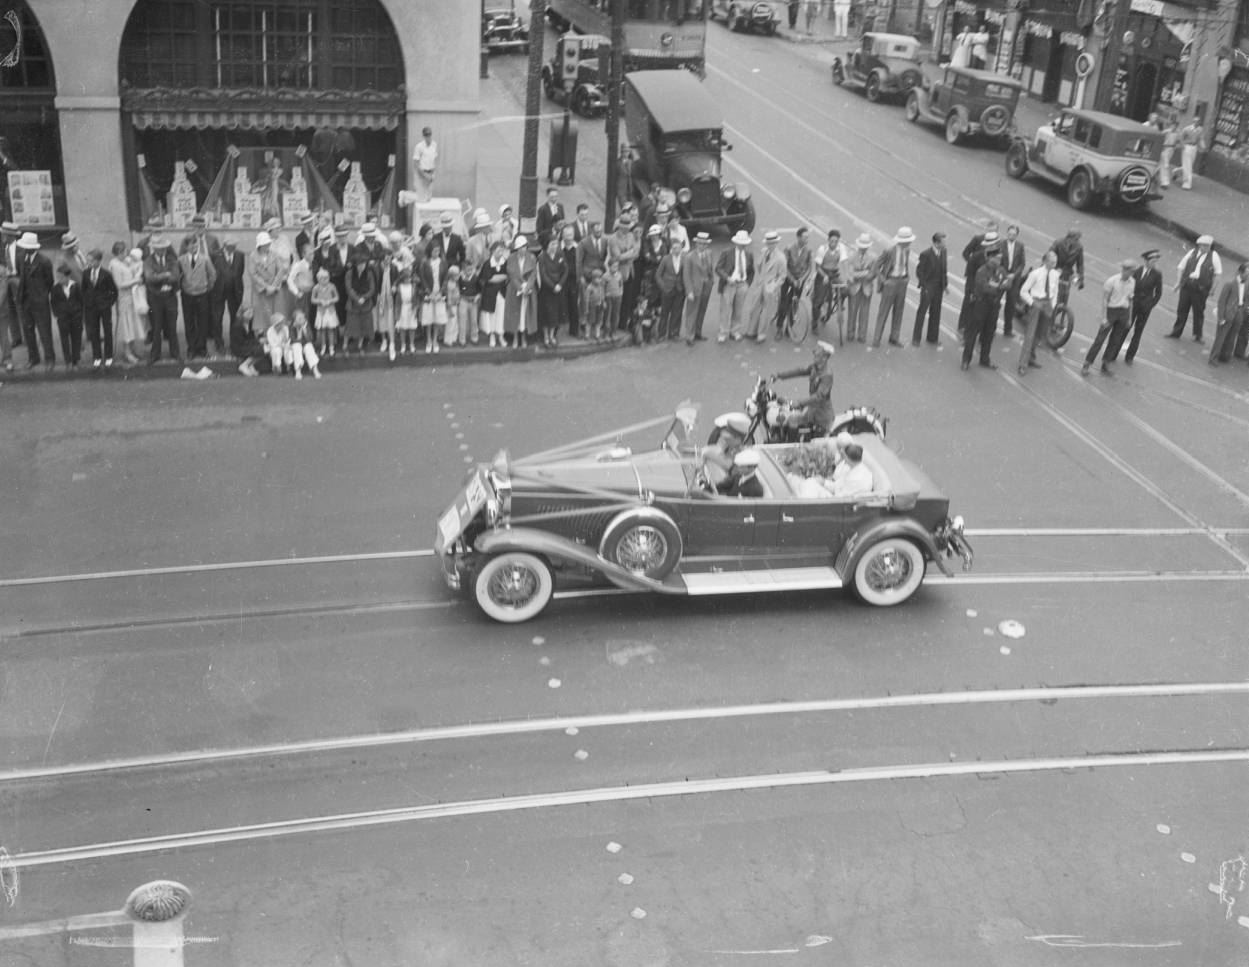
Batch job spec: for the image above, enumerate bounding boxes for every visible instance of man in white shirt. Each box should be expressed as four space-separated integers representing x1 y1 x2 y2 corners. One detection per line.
1167 234 1221 342
832 443 874 497
1083 260 1137 376
412 126 438 202
1016 249 1060 376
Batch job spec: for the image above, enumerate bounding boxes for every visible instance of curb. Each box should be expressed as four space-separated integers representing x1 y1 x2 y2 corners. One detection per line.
0 336 622 384
1141 206 1249 266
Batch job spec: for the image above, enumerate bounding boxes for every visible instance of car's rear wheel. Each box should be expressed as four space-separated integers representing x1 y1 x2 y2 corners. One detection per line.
864 72 882 102
474 552 554 623
852 538 926 606
1067 170 1093 210
727 7 741 30
904 91 921 122
1004 141 1028 179
944 111 964 145
600 511 683 580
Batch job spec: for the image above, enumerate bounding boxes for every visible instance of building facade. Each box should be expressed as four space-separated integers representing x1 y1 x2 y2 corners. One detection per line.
0 0 479 240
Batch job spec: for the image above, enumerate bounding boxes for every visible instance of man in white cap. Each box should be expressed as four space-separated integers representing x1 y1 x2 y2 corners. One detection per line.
771 340 836 437
724 448 765 498
845 233 876 342
871 226 915 348
703 411 751 491
1082 259 1136 377
60 232 90 285
681 231 715 344
16 232 55 369
249 231 284 332
1167 234 1220 342
715 230 755 342
143 235 184 365
746 230 786 343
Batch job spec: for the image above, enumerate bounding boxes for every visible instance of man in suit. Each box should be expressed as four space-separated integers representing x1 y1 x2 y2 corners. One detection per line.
715 230 755 342
1208 262 1248 365
654 235 686 341
961 234 1007 371
179 230 218 359
215 238 249 357
746 231 786 343
50 264 83 368
294 213 317 259
578 220 608 282
872 226 915 348
998 224 1026 337
912 231 947 346
81 248 118 368
681 231 715 344
1108 249 1162 364
428 211 466 269
534 187 565 247
59 231 91 284
1 220 22 358
16 232 56 370
145 235 184 365
780 228 813 338
958 220 999 331
844 234 877 343
571 203 592 243
558 224 581 338
1166 234 1220 342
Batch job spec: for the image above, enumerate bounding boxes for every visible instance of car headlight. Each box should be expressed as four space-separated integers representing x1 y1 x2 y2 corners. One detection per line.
722 185 737 201
951 515 965 533
677 187 692 204
735 183 752 201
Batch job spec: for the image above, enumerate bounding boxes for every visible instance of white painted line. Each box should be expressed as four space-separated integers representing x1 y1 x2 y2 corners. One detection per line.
923 569 1249 585
4 681 1246 784
10 748 1249 870
965 527 1249 537
0 550 435 588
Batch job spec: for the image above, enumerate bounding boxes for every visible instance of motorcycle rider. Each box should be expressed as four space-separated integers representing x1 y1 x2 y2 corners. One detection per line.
770 340 835 438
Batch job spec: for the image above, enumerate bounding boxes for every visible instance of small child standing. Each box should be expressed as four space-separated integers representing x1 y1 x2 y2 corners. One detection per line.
604 258 623 339
311 268 339 359
443 265 462 346
584 266 606 341
394 266 419 355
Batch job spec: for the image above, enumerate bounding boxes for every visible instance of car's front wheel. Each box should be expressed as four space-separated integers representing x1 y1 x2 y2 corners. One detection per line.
944 110 965 145
1004 141 1028 179
864 72 882 102
852 538 926 606
904 91 921 123
1067 170 1093 210
474 552 554 623
600 511 683 580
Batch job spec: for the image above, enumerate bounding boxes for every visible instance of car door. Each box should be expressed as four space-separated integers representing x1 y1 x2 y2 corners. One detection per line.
679 496 780 557
774 496 859 559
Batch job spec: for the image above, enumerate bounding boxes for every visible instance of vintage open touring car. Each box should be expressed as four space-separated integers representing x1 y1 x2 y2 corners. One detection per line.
434 406 972 623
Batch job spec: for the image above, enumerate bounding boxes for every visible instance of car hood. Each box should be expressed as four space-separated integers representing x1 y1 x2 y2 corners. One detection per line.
511 449 690 498
666 153 721 186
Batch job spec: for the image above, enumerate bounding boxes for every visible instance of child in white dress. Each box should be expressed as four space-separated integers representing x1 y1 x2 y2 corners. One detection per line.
394 266 419 355
423 253 445 354
311 269 339 359
443 266 463 347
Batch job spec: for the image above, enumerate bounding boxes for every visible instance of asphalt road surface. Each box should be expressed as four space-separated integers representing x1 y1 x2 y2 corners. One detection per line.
2 26 1248 967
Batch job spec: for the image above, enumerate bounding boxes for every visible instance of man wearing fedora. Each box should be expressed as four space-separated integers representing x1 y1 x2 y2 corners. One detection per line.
715 230 755 342
214 238 249 357
746 230 786 343
872 226 915 348
16 232 55 369
844 234 876 343
1167 234 1220 342
681 231 715 345
294 212 318 260
144 235 183 365
59 232 91 285
179 226 218 359
428 211 466 269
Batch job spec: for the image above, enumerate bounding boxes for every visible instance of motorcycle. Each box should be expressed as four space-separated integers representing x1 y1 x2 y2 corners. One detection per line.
737 376 889 445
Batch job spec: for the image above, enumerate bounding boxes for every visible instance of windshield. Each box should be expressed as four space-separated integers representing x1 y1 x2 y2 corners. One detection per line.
662 130 723 154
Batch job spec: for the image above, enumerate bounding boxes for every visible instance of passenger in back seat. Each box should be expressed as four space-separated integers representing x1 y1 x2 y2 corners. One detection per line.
831 443 874 497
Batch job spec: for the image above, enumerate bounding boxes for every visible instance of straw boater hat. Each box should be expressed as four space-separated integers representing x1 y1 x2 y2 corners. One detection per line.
61 232 79 249
0 221 19 236
472 209 493 232
317 227 334 244
16 232 40 250
731 230 751 245
815 339 836 356
361 221 376 235
1196 234 1214 246
148 234 170 249
647 224 663 237
299 213 315 226
695 232 711 243
439 212 454 227
894 226 916 244
512 234 528 250
190 214 207 227
255 231 272 247
262 217 281 232
763 231 779 243
855 233 872 249
981 231 1001 247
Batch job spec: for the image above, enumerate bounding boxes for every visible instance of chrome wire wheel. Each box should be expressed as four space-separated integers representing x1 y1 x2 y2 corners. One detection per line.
475 552 554 623
615 525 670 573
852 538 925 606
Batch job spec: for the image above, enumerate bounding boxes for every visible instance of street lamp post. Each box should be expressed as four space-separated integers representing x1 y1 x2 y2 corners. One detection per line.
519 0 548 224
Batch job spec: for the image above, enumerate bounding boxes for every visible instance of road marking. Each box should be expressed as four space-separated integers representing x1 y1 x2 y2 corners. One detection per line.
0 550 435 588
9 748 1249 870
965 527 1249 537
1025 935 1181 949
4 681 1246 784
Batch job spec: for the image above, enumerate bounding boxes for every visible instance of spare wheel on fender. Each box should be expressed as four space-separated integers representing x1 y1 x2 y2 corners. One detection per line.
599 508 683 579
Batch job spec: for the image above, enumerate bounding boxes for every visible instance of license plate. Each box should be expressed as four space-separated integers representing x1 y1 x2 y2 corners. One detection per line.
434 470 492 554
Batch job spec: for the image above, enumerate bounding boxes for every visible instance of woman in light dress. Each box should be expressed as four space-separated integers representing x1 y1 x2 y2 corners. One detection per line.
108 241 146 365
478 241 509 348
393 265 420 355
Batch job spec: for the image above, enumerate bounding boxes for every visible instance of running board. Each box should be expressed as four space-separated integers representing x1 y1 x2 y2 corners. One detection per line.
680 566 843 595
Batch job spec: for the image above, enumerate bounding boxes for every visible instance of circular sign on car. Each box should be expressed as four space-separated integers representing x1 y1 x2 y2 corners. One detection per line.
1118 164 1152 202
660 31 674 47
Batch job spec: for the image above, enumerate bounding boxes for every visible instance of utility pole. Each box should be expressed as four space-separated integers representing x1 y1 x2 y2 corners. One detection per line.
519 0 548 224
603 0 626 231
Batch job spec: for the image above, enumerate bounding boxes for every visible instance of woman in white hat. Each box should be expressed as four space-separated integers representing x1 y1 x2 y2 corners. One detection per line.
249 231 283 332
477 239 510 349
503 235 537 349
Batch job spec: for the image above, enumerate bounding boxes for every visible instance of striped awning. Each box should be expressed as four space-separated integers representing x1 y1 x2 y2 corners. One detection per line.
131 109 399 131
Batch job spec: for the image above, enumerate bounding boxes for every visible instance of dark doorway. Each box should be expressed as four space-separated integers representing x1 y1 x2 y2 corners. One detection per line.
1042 39 1063 102
1130 61 1158 121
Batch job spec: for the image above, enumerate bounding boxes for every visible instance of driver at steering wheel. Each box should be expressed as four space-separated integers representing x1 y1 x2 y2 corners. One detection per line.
702 411 750 492
770 340 835 435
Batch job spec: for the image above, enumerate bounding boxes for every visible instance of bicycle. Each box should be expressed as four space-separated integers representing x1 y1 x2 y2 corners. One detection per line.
1045 274 1077 349
779 276 814 343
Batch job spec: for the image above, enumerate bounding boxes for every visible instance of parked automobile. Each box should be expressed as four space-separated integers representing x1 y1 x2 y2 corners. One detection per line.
541 33 607 117
710 0 784 35
482 2 529 54
831 32 923 102
434 405 973 623
620 70 755 234
905 65 1024 145
1005 108 1163 210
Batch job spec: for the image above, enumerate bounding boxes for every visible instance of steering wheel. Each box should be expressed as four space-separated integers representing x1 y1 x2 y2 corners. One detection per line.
693 466 717 494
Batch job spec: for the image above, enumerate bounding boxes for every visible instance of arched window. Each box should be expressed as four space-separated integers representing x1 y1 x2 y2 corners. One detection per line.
0 0 65 228
120 0 402 92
